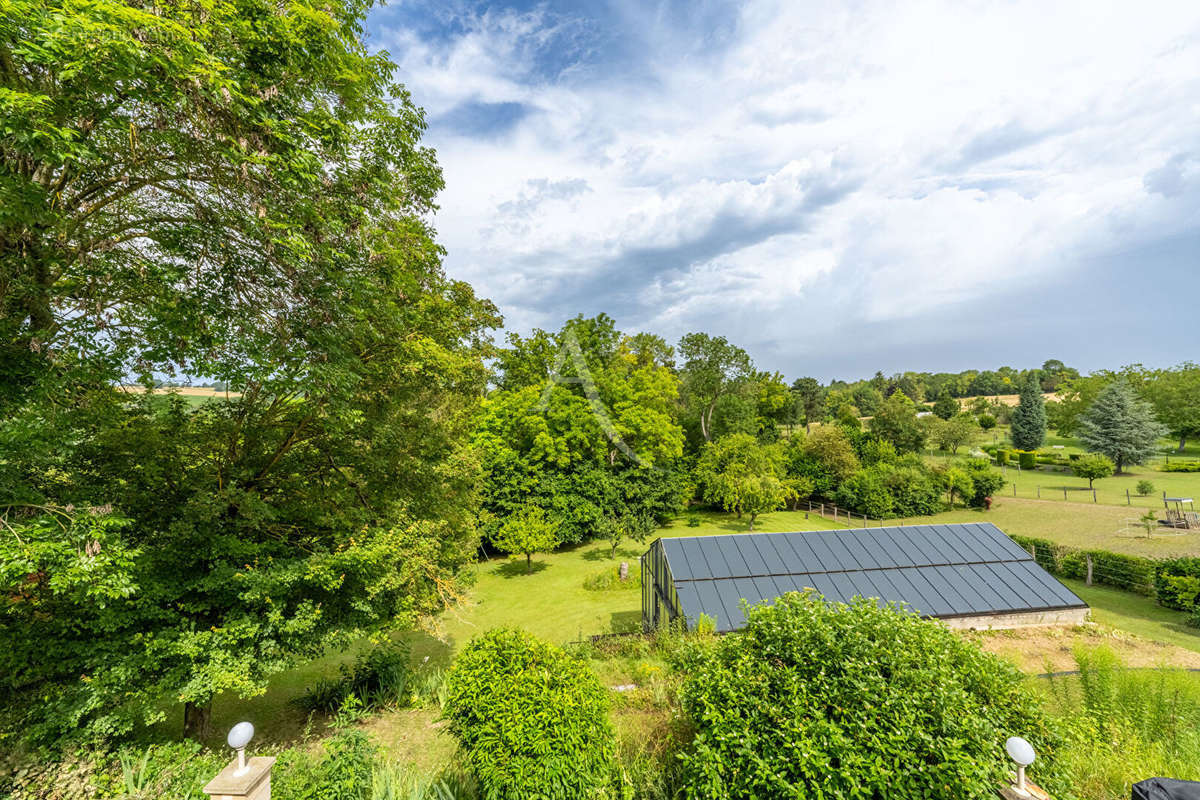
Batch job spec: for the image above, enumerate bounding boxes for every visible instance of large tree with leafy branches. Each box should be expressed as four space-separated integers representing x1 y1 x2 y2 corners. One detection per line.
696 433 789 530
677 333 754 443
1 0 497 744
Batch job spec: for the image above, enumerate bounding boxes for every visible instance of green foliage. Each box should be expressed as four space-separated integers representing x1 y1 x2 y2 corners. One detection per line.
1011 374 1048 451
1 0 499 746
674 592 1064 799
784 425 860 497
930 414 976 453
978 412 997 430
677 333 755 443
491 506 561 574
582 564 643 591
932 389 958 420
1017 450 1037 470
1009 534 1156 595
1046 647 1200 798
475 316 689 546
852 384 884 416
995 447 1010 465
1137 479 1156 496
962 458 1005 506
296 642 412 714
1162 460 1200 473
1071 453 1116 488
940 465 974 508
789 376 826 431
695 433 788 530
868 391 925 453
1155 559 1200 610
443 628 614 800
1078 380 1166 473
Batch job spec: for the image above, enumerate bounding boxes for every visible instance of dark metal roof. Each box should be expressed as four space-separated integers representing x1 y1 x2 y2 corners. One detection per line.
654 523 1087 632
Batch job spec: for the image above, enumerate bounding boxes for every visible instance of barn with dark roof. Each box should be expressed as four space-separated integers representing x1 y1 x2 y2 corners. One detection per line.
640 522 1088 632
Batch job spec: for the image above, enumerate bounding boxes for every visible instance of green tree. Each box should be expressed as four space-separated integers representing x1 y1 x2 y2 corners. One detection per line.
696 433 788 531
678 333 754 443
474 317 688 546
932 389 959 420
790 376 827 433
869 392 925 453
1010 374 1047 451
785 426 860 497
1 0 498 744
962 458 1005 506
492 507 561 574
932 415 976 454
941 466 975 508
1071 453 1115 488
1078 380 1166 473
1142 363 1200 452
851 384 884 416
977 413 997 431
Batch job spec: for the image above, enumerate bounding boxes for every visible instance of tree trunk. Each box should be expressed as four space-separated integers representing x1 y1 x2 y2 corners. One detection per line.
1180 434 1188 453
748 513 756 531
525 553 532 573
183 700 212 740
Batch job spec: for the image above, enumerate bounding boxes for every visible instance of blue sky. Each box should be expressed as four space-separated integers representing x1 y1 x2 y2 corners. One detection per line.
367 1 1200 381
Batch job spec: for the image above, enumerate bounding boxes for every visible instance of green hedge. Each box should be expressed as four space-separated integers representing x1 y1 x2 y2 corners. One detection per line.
995 449 1010 466
1008 534 1156 596
1018 451 1037 470
1155 558 1200 609
1163 461 1200 473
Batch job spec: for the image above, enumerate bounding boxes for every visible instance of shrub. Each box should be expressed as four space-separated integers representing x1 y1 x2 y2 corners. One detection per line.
1018 450 1037 470
978 413 997 430
685 514 701 527
296 642 411 713
1071 453 1116 488
962 458 1005 506
674 592 1065 799
1009 535 1156 595
995 448 1010 465
834 468 894 518
1163 461 1200 473
1137 479 1156 496
1155 559 1200 610
443 628 613 799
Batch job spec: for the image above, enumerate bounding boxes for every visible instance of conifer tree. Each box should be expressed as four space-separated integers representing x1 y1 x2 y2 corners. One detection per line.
1078 380 1166 473
932 389 959 420
1010 374 1047 451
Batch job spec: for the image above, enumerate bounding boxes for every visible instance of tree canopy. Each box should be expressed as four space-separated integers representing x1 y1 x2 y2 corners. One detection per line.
1 0 498 744
1010 374 1047 451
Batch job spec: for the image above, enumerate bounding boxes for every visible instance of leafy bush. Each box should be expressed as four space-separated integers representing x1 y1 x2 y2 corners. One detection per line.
833 468 893 517
995 448 1009 465
1155 558 1200 610
978 413 997 430
685 514 701 527
1137 479 1156 496
673 592 1065 799
296 642 412 714
962 458 1005 506
1017 450 1037 470
443 628 614 799
1163 461 1200 473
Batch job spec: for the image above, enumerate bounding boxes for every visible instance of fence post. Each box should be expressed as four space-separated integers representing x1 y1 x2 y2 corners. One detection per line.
1037 485 1040 499
1063 488 1068 501
1127 489 1131 505
1086 554 1093 586
1012 483 1017 497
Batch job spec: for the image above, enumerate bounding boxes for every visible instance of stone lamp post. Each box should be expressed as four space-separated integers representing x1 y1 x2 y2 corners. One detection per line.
203 722 275 800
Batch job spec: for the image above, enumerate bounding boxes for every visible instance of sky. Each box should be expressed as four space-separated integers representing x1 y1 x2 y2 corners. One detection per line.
366 0 1200 382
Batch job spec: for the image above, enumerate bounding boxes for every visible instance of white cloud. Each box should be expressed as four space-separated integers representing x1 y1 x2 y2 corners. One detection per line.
372 0 1200 370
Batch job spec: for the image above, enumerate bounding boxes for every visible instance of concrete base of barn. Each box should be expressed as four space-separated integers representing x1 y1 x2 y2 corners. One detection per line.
941 607 1089 631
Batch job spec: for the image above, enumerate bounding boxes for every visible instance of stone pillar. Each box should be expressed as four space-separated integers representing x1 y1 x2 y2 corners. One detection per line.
203 756 275 800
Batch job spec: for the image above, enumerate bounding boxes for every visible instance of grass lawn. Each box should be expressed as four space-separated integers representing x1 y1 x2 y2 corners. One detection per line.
1063 578 1200 655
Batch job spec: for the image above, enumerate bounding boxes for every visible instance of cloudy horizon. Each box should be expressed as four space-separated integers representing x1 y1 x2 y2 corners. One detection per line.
367 0 1200 382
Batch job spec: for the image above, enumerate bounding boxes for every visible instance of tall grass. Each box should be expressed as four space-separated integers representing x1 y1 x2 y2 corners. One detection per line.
1045 646 1200 799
